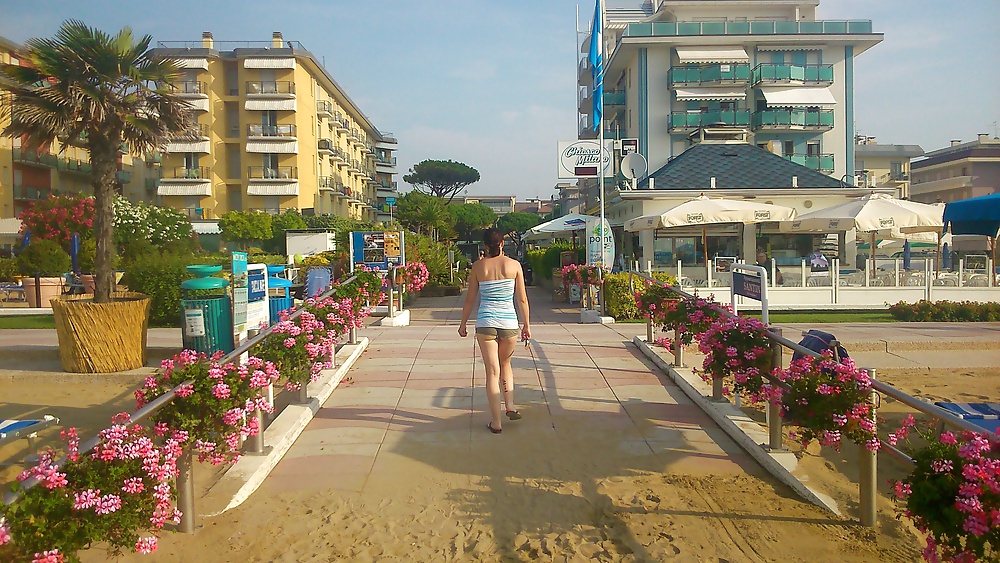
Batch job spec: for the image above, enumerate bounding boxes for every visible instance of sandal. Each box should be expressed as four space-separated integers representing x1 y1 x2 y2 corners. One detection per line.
487 422 502 434
505 410 522 421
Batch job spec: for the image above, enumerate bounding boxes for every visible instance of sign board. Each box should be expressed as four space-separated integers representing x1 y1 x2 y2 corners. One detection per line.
285 230 336 260
557 140 614 179
184 309 206 337
715 257 736 273
350 231 405 273
586 217 615 268
730 264 769 325
248 269 267 302
232 252 248 332
620 138 638 155
385 197 396 207
732 271 762 301
244 263 270 334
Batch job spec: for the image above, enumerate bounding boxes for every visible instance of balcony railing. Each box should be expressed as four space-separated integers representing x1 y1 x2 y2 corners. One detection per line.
117 169 132 184
751 63 834 85
166 81 206 95
247 166 297 180
170 123 211 140
57 157 92 174
145 178 158 191
161 166 211 180
245 81 295 95
751 109 834 130
668 110 750 132
247 124 297 137
181 208 206 220
604 90 626 106
246 207 293 216
669 64 751 86
319 176 345 193
784 153 835 172
318 139 334 152
376 155 397 166
317 100 333 116
333 113 349 131
378 132 397 144
13 183 50 201
621 20 874 40
13 148 58 167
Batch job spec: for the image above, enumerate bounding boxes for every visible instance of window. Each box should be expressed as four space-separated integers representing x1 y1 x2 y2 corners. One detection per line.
806 141 820 156
263 153 278 178
771 52 785 65
184 153 199 172
791 51 807 66
720 101 736 112
783 140 794 156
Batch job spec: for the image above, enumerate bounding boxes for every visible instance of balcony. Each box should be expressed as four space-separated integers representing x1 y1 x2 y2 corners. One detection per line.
330 147 346 164
333 113 349 132
247 124 297 138
13 148 58 168
317 100 333 118
751 64 834 86
57 157 92 175
318 139 334 154
245 81 295 97
13 183 50 201
247 166 297 180
181 208 206 220
751 109 834 131
169 123 211 140
319 176 345 195
578 58 592 86
668 64 751 87
604 90 626 107
375 132 397 147
117 169 132 184
667 110 750 133
161 166 211 180
784 153 835 173
621 20 874 40
166 81 206 96
246 208 294 216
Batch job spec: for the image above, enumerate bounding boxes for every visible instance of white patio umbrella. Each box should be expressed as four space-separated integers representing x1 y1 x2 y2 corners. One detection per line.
625 195 797 267
523 213 594 244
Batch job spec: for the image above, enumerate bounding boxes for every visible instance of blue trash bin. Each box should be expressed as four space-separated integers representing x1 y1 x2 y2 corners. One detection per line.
268 276 294 324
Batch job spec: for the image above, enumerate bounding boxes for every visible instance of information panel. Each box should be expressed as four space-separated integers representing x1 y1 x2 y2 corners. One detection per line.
232 251 248 332
350 231 405 272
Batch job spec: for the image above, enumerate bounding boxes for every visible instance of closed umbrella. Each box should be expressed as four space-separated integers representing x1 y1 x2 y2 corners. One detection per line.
523 213 594 243
943 242 951 270
70 232 80 274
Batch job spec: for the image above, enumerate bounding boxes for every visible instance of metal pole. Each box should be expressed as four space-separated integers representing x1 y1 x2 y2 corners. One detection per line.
859 368 878 527
34 273 41 308
767 327 784 451
349 326 358 345
646 316 653 343
298 384 309 404
177 447 196 533
249 409 264 454
673 335 684 368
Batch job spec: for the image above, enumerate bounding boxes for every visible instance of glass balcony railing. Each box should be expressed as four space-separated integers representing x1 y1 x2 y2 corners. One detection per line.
751 64 834 85
623 20 873 39
57 157 92 174
116 169 132 184
376 155 397 166
181 208 206 220
751 109 834 130
784 154 835 172
668 110 751 131
669 64 751 86
13 148 58 168
169 123 210 140
13 183 50 201
161 166 211 180
247 166 297 180
245 81 295 95
317 100 333 115
604 90 626 106
166 81 205 95
247 124 297 137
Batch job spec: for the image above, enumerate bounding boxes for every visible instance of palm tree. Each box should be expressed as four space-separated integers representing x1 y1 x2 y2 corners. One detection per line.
0 21 189 303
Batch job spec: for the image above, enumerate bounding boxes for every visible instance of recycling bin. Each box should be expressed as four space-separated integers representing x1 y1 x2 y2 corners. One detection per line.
180 265 234 355
268 275 294 324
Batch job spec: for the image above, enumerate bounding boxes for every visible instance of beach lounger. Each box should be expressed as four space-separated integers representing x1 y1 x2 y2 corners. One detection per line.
0 415 60 448
934 402 1000 434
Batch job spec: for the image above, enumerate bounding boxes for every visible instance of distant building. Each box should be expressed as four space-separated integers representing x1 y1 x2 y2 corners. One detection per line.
854 136 923 199
453 195 516 216
514 198 555 216
910 134 1000 204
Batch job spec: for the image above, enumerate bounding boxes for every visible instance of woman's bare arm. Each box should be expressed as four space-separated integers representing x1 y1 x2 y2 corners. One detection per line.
514 263 530 340
458 266 479 337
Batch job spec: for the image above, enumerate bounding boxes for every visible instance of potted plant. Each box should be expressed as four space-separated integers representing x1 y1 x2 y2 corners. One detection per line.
16 239 71 308
1 21 190 372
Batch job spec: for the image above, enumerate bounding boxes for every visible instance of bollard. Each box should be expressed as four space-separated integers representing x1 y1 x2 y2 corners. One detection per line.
248 408 265 454
673 332 684 367
767 328 784 451
349 326 358 345
177 448 196 533
298 384 309 404
859 368 878 527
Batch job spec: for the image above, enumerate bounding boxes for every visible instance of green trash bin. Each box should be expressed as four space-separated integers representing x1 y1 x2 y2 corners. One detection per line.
180 265 235 355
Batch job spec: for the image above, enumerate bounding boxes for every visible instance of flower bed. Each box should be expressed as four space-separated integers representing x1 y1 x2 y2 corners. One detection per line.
696 315 774 399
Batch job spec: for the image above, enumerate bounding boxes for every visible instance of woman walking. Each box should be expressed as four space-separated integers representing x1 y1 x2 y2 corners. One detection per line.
458 228 531 434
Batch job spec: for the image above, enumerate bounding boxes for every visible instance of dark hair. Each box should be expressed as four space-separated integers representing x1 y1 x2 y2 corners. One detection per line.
482 228 504 258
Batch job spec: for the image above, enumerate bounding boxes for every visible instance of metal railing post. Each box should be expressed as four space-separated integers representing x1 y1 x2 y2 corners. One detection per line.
673 334 684 367
767 327 784 451
298 384 309 404
177 447 196 533
712 376 723 401
859 367 878 527
249 409 264 454
646 316 653 343
349 326 358 345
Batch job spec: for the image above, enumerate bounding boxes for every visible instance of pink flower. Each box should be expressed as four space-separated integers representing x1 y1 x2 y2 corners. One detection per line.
95 493 123 515
135 537 158 554
0 518 11 546
283 337 297 348
940 432 958 445
122 477 145 495
211 382 231 399
32 549 64 563
73 488 101 510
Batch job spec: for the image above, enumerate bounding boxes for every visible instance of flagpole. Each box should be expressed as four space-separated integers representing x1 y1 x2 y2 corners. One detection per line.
597 0 607 270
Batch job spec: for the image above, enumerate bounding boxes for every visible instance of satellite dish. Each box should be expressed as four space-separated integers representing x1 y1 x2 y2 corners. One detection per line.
621 152 647 180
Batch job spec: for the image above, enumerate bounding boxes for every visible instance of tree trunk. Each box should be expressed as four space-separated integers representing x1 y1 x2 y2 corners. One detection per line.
90 138 119 304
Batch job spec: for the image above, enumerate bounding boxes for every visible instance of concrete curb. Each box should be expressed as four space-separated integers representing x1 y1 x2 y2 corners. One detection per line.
633 336 841 516
201 336 370 516
0 308 53 316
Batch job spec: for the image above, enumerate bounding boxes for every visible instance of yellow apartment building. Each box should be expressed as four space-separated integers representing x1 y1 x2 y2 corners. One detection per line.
147 32 399 223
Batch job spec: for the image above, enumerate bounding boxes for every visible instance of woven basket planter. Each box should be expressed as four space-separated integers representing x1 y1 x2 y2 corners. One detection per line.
51 291 151 373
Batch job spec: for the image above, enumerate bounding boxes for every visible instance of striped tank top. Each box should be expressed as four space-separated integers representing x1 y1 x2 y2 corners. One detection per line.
475 279 519 329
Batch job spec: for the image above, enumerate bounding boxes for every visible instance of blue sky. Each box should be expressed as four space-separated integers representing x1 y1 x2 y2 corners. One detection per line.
1 0 997 201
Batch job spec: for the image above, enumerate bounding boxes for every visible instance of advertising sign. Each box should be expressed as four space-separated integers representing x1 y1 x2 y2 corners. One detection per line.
557 140 614 179
184 309 206 337
585 217 615 268
245 263 270 334
248 269 267 302
232 252 248 332
350 231 405 272
620 138 638 155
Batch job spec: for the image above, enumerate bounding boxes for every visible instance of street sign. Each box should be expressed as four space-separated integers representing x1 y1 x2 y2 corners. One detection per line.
730 264 769 325
732 271 762 301
385 197 396 206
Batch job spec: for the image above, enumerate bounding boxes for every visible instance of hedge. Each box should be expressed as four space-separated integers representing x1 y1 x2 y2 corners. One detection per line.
0 257 18 282
888 300 1000 322
603 272 677 320
120 253 193 327
526 245 584 280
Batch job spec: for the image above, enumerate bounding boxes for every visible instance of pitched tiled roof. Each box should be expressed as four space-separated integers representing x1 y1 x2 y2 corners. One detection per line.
639 143 843 190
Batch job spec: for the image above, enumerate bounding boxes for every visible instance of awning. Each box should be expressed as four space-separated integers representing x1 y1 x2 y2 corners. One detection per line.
674 87 746 101
164 140 210 154
158 183 212 196
172 58 208 70
247 182 299 196
245 140 298 154
675 46 749 63
760 86 837 107
245 99 297 111
243 57 296 69
0 217 22 236
190 221 221 235
756 45 821 52
186 98 210 112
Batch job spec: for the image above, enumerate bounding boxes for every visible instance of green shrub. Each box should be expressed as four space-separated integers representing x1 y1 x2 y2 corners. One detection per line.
17 239 71 276
121 253 194 327
526 244 584 280
248 253 287 265
404 233 452 285
603 272 677 320
888 300 1000 322
0 257 18 281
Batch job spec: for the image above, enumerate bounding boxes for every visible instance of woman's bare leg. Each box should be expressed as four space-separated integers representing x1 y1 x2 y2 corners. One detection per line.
498 336 517 413
477 335 503 430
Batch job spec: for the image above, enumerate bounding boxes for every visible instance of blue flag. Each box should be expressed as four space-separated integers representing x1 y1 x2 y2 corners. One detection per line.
588 0 604 131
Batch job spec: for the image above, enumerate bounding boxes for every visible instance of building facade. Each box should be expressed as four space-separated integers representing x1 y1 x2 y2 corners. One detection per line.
854 136 923 199
578 0 882 183
453 195 516 216
147 32 398 222
910 134 1000 204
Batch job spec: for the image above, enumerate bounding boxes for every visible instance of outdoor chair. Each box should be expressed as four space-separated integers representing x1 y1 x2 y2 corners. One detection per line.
806 275 831 287
839 272 865 287
0 415 60 449
934 402 1000 434
966 274 989 287
1 282 26 302
933 276 958 286
780 278 802 287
